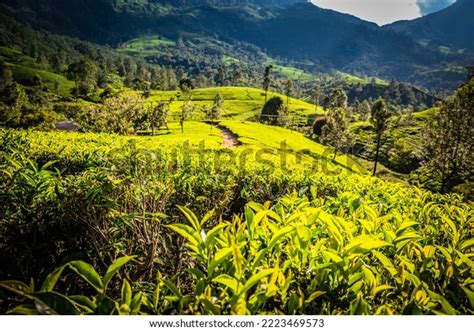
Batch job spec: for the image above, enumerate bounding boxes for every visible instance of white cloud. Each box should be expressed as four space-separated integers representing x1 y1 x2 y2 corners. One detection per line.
416 0 456 15
311 0 422 25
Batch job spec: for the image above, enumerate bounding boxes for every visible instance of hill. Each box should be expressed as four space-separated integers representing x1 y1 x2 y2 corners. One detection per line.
1 0 471 93
387 0 474 52
148 86 322 125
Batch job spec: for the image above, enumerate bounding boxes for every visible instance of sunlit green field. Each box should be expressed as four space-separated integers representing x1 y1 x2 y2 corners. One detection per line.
148 86 323 123
119 35 176 56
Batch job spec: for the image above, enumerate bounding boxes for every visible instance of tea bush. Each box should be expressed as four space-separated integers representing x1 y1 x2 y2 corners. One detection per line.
0 128 472 315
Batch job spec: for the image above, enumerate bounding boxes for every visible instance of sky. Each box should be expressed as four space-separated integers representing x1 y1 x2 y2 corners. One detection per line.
310 0 457 25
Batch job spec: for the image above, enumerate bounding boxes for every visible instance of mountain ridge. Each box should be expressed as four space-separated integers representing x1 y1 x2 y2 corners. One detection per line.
0 0 471 93
386 0 474 51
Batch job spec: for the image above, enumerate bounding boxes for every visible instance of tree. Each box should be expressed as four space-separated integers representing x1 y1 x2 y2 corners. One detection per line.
284 79 293 106
311 84 322 112
260 96 283 125
88 93 144 134
179 93 194 133
218 66 226 86
262 65 273 102
147 101 170 135
232 66 243 86
166 67 178 90
358 100 371 121
26 75 46 105
206 93 224 123
329 88 348 109
179 78 194 92
0 69 13 90
0 83 28 127
370 98 392 176
418 79 474 192
278 105 291 129
67 57 98 96
321 108 354 159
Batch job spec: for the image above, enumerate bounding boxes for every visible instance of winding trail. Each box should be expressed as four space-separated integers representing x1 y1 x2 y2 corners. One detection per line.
217 125 240 148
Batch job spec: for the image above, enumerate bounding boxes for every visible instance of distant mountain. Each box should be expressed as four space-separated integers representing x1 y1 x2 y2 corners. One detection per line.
387 0 474 51
151 0 305 6
0 0 471 93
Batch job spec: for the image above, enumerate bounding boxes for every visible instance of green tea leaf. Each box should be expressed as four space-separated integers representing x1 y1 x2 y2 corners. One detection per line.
165 223 202 248
121 279 132 306
32 292 81 315
41 266 67 292
208 247 234 276
67 261 104 293
372 251 397 277
103 256 136 289
239 269 275 296
177 205 201 231
213 275 242 294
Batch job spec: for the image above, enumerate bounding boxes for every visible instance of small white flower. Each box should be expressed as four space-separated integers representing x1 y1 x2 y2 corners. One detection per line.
200 230 207 241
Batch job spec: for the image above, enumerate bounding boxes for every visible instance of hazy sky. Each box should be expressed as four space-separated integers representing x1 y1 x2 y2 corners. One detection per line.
311 0 456 25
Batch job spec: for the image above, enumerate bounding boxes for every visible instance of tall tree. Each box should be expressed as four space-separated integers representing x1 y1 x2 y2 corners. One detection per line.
330 88 348 109
418 78 474 192
0 69 13 90
262 65 273 102
370 98 392 176
311 84 322 113
0 83 28 127
147 101 170 136
218 66 226 86
166 66 178 90
358 100 371 121
284 79 293 106
277 105 292 129
67 57 98 96
206 92 224 123
321 107 353 159
179 94 194 133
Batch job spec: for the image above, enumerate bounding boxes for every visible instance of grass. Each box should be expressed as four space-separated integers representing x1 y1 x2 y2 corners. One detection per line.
148 86 324 124
30 121 223 156
26 116 366 177
268 61 314 81
223 56 240 64
221 120 367 174
336 71 388 86
119 36 176 56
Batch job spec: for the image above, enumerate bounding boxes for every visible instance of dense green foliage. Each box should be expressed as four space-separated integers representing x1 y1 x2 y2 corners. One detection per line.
417 78 474 194
0 127 472 314
0 116 472 315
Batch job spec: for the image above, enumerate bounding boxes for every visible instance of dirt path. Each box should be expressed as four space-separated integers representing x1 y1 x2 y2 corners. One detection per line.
217 125 240 148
